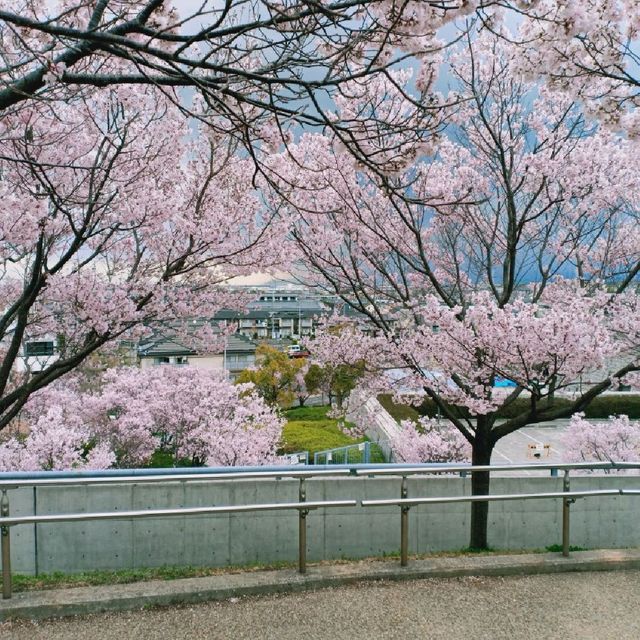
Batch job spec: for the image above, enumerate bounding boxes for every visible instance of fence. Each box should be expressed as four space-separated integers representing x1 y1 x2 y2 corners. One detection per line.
314 442 372 464
1 461 639 601
284 451 309 465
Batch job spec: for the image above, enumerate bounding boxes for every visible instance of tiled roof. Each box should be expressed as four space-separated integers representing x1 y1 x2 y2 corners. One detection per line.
214 298 325 320
138 332 257 357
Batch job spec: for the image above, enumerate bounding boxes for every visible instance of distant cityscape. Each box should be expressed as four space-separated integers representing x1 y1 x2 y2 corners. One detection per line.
17 281 359 381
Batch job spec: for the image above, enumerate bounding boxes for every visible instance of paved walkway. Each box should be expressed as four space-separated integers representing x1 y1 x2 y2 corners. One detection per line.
2 570 639 639
2 550 640 636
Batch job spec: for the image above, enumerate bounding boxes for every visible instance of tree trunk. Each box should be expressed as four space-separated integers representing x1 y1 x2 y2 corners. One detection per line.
469 420 494 550
545 375 557 409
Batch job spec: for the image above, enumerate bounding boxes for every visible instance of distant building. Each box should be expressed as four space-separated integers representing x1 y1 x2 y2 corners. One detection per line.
15 337 59 374
215 292 324 339
137 333 257 380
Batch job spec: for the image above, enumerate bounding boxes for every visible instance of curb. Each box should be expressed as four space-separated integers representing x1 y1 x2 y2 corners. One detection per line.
1 549 639 621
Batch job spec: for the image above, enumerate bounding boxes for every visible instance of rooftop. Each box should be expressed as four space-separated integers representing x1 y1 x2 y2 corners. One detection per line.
138 332 256 358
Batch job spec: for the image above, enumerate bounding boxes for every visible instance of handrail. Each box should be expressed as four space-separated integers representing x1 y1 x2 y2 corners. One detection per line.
0 471 358 600
0 500 357 528
361 471 640 568
1 461 640 603
354 461 640 476
362 489 623 507
0 467 353 490
2 460 638 491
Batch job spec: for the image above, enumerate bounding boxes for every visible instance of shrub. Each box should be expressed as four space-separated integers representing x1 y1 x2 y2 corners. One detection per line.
377 395 422 423
380 393 640 422
283 406 331 421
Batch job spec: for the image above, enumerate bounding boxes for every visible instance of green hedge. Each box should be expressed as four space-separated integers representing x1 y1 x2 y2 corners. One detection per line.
583 395 640 419
379 393 640 423
283 406 331 421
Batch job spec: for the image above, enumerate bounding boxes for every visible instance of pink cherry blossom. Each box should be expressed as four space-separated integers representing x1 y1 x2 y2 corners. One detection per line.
391 417 471 464
267 30 640 549
562 413 640 471
0 367 284 471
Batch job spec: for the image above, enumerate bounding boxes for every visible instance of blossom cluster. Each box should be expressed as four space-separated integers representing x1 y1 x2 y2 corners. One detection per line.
0 367 284 471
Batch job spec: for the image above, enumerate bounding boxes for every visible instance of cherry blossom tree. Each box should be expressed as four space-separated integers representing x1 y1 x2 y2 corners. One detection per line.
272 33 640 548
0 1 502 435
391 416 471 464
562 413 640 469
513 1 640 136
0 82 279 432
306 326 379 410
96 366 285 467
293 360 311 407
0 0 493 174
0 366 284 470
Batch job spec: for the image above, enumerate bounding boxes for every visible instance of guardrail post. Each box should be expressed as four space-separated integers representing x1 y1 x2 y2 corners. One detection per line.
1 489 10 599
562 470 571 557
298 478 308 574
400 476 409 567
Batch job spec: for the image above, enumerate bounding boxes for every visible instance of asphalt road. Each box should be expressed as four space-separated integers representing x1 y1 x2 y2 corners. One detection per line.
2 570 639 640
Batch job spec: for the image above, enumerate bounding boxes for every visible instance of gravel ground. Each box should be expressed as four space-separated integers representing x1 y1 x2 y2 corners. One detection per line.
2 571 639 640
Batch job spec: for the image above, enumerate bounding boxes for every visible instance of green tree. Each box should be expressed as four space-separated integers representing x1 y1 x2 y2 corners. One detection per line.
236 345 307 408
304 362 365 410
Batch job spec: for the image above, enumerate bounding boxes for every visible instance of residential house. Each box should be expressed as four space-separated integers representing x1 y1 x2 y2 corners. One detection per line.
137 332 257 380
214 292 325 339
15 337 59 374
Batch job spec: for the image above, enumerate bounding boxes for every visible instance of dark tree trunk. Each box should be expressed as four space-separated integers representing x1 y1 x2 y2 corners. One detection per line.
545 375 557 409
469 417 494 550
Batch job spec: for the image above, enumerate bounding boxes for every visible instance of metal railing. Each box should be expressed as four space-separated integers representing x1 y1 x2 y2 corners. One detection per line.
285 451 310 465
314 442 372 465
0 467 356 600
1 461 639 601
355 461 640 567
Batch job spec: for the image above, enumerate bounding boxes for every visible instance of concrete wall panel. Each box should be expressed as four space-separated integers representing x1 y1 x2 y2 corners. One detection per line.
2 474 639 576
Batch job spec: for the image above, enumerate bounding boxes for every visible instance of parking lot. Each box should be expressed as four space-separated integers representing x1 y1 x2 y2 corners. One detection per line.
492 421 569 472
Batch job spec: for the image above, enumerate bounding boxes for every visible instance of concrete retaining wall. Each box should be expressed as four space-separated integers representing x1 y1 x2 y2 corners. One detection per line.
5 476 640 574
346 391 401 461
6 475 640 575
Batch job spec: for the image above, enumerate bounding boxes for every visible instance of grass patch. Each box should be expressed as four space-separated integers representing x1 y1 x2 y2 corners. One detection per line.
281 405 386 463
281 419 358 455
11 562 297 593
12 544 598 592
545 544 587 553
464 546 497 554
377 395 421 423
